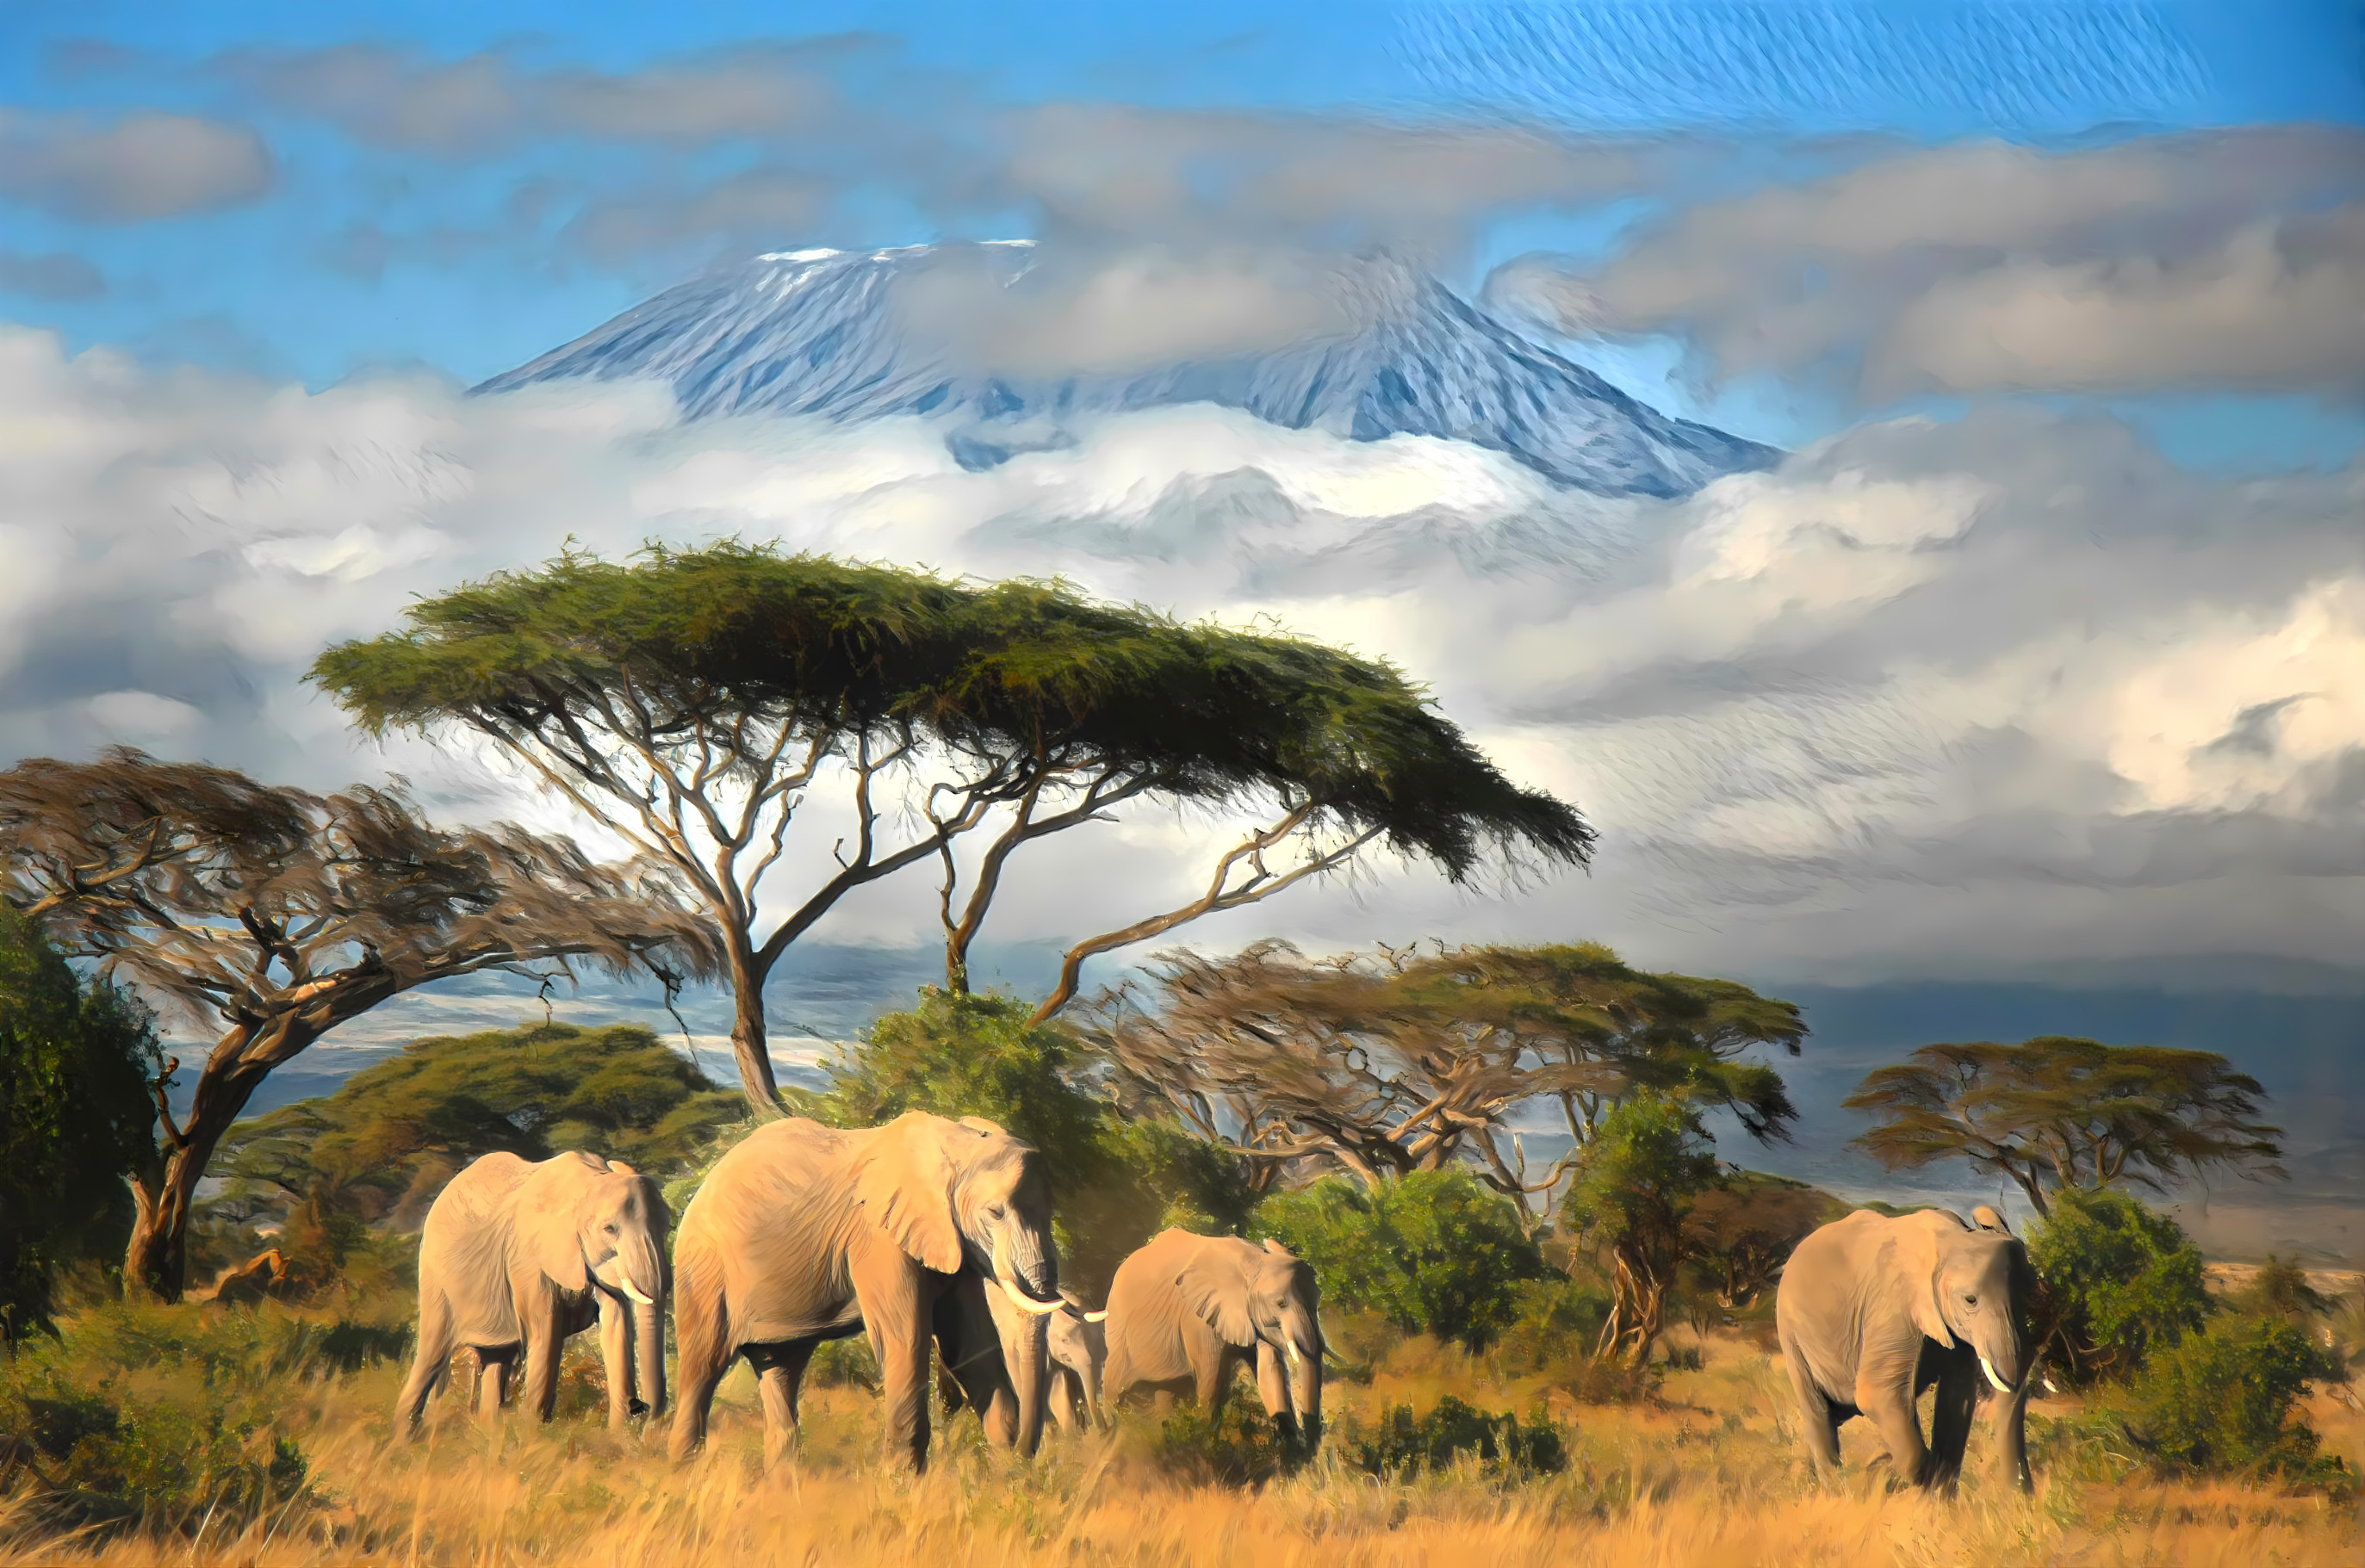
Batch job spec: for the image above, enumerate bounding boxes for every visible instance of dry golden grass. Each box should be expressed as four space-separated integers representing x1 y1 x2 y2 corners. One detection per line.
4 1323 2358 1568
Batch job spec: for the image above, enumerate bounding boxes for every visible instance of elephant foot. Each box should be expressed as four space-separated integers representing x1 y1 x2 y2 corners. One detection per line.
628 1398 650 1417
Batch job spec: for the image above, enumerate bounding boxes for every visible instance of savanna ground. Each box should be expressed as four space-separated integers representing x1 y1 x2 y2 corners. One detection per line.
4 1291 2358 1568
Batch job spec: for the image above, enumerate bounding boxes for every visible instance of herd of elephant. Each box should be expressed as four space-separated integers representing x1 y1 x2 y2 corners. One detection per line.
394 1108 2040 1495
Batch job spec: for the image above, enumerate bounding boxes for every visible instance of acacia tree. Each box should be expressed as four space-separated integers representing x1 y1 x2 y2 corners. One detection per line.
0 749 718 1301
1680 1174 1847 1311
1089 939 1804 1211
1845 1036 2286 1218
312 544 1592 1112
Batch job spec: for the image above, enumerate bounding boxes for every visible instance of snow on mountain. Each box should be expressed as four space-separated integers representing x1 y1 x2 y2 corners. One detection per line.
474 243 1779 499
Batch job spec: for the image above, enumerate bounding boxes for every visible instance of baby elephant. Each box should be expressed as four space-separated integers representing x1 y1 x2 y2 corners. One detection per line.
1102 1230 1323 1446
1775 1205 2036 1494
1047 1298 1108 1433
395 1150 670 1433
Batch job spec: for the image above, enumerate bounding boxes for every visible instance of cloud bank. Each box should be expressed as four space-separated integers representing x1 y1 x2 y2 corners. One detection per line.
3 320 2360 995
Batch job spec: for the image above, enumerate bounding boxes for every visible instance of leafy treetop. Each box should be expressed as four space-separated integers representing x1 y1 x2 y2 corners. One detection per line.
1845 1036 2285 1218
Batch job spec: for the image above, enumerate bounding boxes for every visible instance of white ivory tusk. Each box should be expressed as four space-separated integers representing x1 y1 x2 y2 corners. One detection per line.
1283 1339 1301 1368
1980 1354 2009 1394
996 1277 1065 1317
618 1276 655 1306
1083 1311 1108 1323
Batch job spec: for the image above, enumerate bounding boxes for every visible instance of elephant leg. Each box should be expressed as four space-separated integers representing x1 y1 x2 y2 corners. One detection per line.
1779 1340 1844 1483
1048 1367 1081 1435
746 1342 816 1472
395 1289 454 1434
476 1348 517 1423
668 1260 733 1462
599 1295 636 1431
874 1316 934 1473
1857 1372 1932 1489
1195 1345 1237 1422
1150 1388 1177 1418
1924 1364 1977 1495
520 1307 566 1423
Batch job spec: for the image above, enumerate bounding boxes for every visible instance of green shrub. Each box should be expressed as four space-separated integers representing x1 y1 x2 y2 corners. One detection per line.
1338 1396 1567 1478
0 906 164 1345
0 1364 309 1536
1498 1276 1612 1378
1253 1171 1548 1354
812 1336 881 1392
2025 1187 2210 1385
2121 1311 2353 1492
1149 1399 1297 1487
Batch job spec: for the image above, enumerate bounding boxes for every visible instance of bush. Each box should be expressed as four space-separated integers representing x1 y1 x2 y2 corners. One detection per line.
1253 1171 1548 1354
1498 1276 1612 1379
0 906 164 1343
2025 1187 2210 1385
812 1336 881 1392
2122 1312 2353 1492
1338 1396 1567 1478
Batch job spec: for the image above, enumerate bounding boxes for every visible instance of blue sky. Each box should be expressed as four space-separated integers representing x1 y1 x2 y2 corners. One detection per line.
6 0 2362 463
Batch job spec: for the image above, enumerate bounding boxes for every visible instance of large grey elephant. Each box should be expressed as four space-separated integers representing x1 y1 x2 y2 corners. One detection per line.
1102 1230 1323 1446
667 1111 1067 1472
395 1150 669 1432
1774 1204 2037 1494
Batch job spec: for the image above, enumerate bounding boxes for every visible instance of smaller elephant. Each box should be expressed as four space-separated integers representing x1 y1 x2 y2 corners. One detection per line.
1775 1204 2036 1494
1046 1298 1108 1433
1102 1230 1323 1445
395 1150 669 1433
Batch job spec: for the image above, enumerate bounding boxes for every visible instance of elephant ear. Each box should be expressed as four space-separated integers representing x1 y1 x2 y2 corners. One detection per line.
1894 1214 1956 1348
529 1181 593 1295
858 1123 965 1274
957 1114 1009 1137
1175 1252 1257 1346
1970 1205 2012 1235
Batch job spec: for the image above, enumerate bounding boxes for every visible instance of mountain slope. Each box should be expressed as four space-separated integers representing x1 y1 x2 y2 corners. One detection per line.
475 244 1779 499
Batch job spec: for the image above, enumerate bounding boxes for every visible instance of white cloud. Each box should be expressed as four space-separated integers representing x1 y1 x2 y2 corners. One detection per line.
1489 127 2365 398
0 109 276 222
2 321 2360 992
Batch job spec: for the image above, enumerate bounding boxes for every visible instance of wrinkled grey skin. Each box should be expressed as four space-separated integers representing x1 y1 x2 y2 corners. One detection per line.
667 1112 1065 1472
1102 1230 1323 1446
1044 1300 1108 1433
1775 1204 2037 1494
396 1150 669 1433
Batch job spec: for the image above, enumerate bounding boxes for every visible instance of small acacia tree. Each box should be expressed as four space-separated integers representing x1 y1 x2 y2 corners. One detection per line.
311 544 1592 1112
1559 1092 1722 1367
1091 939 1803 1210
1680 1172 1847 1311
0 907 161 1342
0 749 719 1301
1845 1036 2285 1218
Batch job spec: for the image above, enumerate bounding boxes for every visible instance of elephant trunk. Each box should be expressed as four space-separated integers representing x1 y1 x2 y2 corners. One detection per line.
634 1295 667 1417
616 1229 666 1309
1009 1306 1049 1458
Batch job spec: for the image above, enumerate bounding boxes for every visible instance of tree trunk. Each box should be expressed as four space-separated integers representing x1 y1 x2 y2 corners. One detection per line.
124 1058 270 1304
726 948 782 1115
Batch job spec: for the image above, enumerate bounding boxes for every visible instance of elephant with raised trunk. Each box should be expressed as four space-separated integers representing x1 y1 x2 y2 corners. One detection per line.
1775 1204 2038 1494
395 1150 668 1432
1102 1230 1323 1446
667 1111 1066 1472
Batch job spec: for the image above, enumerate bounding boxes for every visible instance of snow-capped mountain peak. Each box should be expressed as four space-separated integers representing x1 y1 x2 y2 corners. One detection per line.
475 243 1778 499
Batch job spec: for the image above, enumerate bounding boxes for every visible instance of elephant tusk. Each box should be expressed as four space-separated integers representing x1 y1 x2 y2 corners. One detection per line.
618 1276 656 1307
996 1277 1065 1317
1980 1354 2010 1394
1083 1311 1108 1323
1283 1339 1302 1368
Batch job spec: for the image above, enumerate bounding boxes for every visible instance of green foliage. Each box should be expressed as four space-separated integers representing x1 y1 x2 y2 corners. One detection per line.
2235 1255 2336 1322
2025 1187 2211 1386
1338 1396 1567 1478
812 1336 881 1392
1497 1276 1614 1379
206 1022 742 1277
1560 1093 1722 1365
0 905 163 1342
2122 1312 2353 1491
1252 1171 1547 1354
0 1301 376 1537
1149 1399 1300 1488
811 988 1257 1298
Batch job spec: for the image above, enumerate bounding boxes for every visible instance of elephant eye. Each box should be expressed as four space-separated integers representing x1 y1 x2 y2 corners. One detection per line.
1965 1294 1978 1308
604 1224 619 1236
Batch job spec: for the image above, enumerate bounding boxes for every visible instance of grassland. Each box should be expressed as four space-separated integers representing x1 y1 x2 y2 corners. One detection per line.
3 1298 2358 1567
